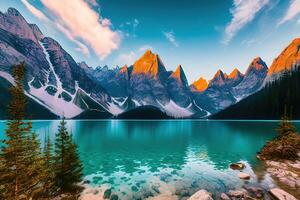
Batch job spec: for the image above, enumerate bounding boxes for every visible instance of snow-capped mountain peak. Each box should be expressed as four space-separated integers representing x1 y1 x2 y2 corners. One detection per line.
170 65 189 86
132 50 166 77
229 68 243 80
190 77 208 92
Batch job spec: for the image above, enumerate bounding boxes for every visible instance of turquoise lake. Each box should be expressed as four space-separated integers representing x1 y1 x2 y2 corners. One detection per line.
1 120 299 199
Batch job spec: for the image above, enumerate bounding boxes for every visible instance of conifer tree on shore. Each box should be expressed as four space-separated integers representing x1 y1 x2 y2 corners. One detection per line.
54 118 83 192
0 62 44 199
41 133 55 196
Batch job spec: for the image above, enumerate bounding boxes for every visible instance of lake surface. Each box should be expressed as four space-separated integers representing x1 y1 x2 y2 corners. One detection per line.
1 120 299 199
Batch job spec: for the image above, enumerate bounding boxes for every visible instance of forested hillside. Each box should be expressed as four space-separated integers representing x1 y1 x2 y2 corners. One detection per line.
212 68 300 119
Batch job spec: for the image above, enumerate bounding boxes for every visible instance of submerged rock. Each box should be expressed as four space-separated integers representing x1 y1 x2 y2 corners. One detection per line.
188 189 213 200
269 188 297 200
238 172 250 180
230 162 246 170
110 194 118 200
103 188 112 199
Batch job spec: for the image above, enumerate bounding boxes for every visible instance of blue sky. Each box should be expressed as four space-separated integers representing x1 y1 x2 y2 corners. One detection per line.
1 0 300 83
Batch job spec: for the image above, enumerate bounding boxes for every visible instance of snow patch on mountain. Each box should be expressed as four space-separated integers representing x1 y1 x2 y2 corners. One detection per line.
28 79 83 118
132 99 141 107
107 102 124 115
0 71 15 85
39 41 73 97
112 97 128 107
157 100 193 118
193 100 211 117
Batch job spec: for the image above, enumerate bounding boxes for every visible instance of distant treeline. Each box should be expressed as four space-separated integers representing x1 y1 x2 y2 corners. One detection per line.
212 67 300 119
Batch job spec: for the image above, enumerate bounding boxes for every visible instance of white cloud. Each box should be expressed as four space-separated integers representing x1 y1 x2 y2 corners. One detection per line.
116 51 137 65
55 23 90 56
279 0 300 25
21 0 90 56
163 31 179 47
39 0 121 59
224 0 269 44
101 18 112 27
85 0 99 7
21 0 49 22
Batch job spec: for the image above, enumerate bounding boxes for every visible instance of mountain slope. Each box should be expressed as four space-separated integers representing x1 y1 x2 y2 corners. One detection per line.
116 105 172 119
213 39 300 119
192 58 268 114
0 8 114 118
212 68 300 119
0 75 57 119
232 57 268 100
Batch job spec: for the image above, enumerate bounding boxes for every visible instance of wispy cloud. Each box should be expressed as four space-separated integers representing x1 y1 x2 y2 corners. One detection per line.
21 0 49 22
278 0 300 25
163 31 179 47
116 51 137 65
41 0 121 60
119 19 139 37
85 0 99 7
21 0 90 56
23 0 120 59
224 0 269 44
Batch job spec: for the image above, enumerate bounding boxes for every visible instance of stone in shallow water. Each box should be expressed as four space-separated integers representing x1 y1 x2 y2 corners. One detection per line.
188 189 213 200
227 189 248 199
220 193 230 200
238 172 250 180
269 188 297 200
110 194 118 200
229 162 246 170
103 188 112 199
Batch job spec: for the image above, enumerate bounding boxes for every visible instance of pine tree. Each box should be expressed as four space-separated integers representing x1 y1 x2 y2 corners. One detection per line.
54 118 83 192
0 62 44 199
41 132 55 196
276 107 297 138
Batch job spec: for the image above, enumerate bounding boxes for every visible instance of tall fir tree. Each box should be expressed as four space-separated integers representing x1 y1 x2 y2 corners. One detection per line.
54 118 83 192
41 132 55 196
0 62 44 199
276 106 297 138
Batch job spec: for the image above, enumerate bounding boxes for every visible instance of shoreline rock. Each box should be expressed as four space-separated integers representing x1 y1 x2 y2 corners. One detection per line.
230 162 246 170
269 188 297 200
265 160 300 189
188 189 213 200
238 172 250 180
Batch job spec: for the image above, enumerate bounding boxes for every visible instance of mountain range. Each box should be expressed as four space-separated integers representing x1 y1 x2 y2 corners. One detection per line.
212 38 300 119
0 8 298 119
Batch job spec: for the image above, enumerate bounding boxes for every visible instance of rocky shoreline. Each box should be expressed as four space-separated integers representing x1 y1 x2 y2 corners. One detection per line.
77 159 299 200
186 159 300 200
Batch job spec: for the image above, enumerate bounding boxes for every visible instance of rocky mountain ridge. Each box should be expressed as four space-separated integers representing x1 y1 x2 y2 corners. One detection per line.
0 8 298 119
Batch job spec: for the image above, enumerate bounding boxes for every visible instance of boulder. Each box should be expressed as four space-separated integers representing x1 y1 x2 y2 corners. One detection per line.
188 189 214 200
220 193 231 200
238 172 250 180
269 188 297 200
243 186 264 198
230 162 246 170
227 189 248 199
